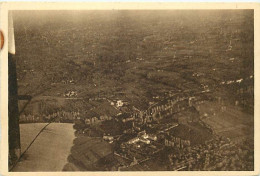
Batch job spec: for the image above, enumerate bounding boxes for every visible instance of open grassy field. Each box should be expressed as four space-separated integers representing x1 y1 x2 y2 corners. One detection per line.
196 101 254 144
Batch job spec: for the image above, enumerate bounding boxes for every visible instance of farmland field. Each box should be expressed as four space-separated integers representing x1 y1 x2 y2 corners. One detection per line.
196 101 254 144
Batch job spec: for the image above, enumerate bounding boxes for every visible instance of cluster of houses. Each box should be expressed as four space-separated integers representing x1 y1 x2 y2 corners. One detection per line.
236 86 254 95
220 75 253 86
126 131 157 145
19 114 45 123
164 135 191 148
44 110 80 122
61 79 75 84
83 100 130 126
19 110 80 123
84 114 112 125
83 92 201 129
108 99 126 108
115 131 163 165
114 113 134 123
83 94 200 136
64 90 77 97
130 95 196 125
103 135 114 144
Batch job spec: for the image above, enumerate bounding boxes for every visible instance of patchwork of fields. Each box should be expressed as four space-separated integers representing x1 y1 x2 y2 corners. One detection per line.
12 10 254 171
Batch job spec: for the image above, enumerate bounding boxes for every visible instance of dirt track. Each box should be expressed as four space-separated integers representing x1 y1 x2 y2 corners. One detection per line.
13 123 75 171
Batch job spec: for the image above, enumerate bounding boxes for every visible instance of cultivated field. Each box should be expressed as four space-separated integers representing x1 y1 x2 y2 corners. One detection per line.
196 101 254 144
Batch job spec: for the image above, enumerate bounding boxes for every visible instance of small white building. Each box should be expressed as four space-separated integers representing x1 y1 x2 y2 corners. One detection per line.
148 134 157 141
116 100 124 107
103 135 114 141
140 138 151 144
127 137 140 144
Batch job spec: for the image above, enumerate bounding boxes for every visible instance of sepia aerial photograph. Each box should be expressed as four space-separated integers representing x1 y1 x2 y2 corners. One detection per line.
8 9 254 171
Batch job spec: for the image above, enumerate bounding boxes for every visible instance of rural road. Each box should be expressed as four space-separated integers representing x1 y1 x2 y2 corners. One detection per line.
13 123 75 172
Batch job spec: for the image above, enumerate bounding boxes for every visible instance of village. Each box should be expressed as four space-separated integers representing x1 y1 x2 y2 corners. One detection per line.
16 68 254 171
17 74 254 171
12 10 254 171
